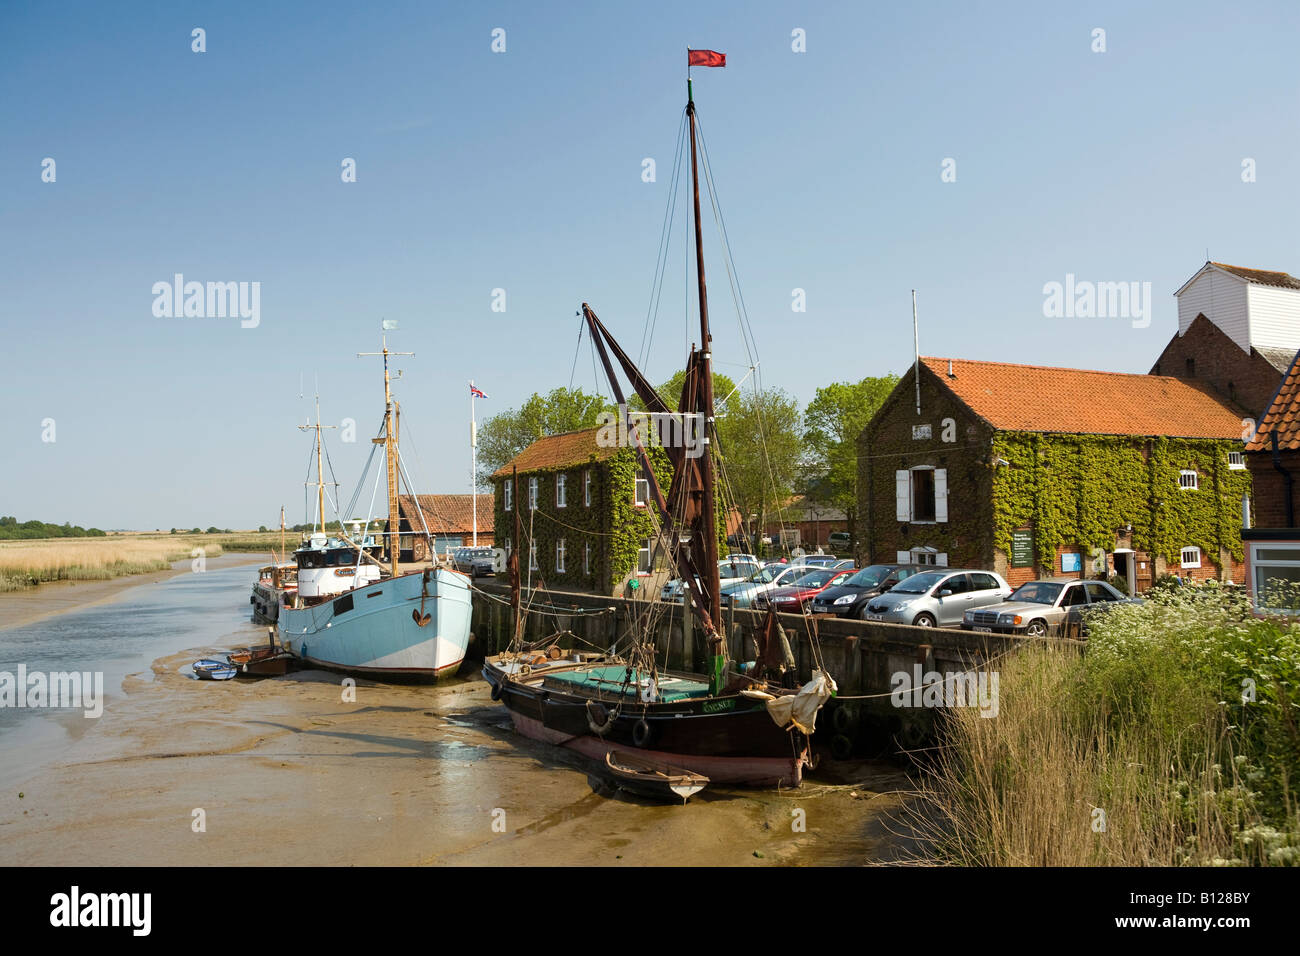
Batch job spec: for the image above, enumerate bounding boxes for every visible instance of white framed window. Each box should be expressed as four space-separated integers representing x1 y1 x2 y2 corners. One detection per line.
1180 546 1201 569
1228 452 1245 470
556 538 565 573
895 467 947 523
556 473 567 508
637 538 652 573
907 547 947 566
1250 544 1300 612
529 541 538 571
1179 470 1199 491
528 476 538 510
634 465 649 507
584 469 592 507
584 540 591 575
504 537 511 561
503 480 512 511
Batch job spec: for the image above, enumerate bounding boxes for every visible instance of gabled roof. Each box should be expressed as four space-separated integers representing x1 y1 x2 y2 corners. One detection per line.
491 427 619 478
1256 346 1298 376
1210 262 1300 290
921 357 1243 439
397 494 494 534
1246 350 1300 453
1176 261 1300 296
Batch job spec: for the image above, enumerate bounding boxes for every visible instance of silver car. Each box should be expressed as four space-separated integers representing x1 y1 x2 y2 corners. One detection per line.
662 557 759 602
962 578 1138 637
860 568 1012 628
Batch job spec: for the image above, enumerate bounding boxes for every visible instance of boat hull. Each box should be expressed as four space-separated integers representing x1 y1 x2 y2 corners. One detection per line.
278 568 472 682
484 663 808 787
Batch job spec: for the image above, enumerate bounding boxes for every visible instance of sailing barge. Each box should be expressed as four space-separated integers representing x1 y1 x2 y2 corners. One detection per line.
484 57 834 788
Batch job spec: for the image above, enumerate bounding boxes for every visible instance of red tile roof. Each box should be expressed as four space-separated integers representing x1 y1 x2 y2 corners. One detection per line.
922 357 1243 439
397 494 494 534
1211 262 1300 290
491 427 619 478
1246 350 1300 453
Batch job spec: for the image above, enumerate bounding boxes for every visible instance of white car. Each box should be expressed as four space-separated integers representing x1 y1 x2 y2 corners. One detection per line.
662 557 760 602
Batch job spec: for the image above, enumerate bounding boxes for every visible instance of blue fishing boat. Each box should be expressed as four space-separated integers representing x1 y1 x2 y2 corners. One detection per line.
277 326 473 682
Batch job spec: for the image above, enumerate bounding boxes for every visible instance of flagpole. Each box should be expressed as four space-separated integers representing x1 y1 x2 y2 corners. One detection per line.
470 380 477 547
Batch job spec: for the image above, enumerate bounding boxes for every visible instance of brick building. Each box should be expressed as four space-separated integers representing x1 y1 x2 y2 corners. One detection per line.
1151 262 1300 420
393 494 494 560
491 427 676 595
1242 349 1300 611
858 357 1252 593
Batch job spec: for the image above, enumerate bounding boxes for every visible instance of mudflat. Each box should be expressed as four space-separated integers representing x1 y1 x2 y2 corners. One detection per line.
0 647 917 866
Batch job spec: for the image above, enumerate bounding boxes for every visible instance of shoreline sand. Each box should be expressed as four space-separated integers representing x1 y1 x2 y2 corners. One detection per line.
0 645 918 866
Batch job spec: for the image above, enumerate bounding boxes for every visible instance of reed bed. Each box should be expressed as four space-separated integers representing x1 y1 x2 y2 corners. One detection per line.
908 581 1299 866
0 532 291 591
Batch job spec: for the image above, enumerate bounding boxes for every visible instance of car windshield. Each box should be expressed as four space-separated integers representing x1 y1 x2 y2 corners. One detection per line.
792 569 833 588
748 566 782 584
891 570 946 594
1009 582 1064 605
846 565 891 588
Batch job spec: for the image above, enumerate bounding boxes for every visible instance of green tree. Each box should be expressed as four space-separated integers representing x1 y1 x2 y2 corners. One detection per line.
629 369 738 412
802 375 899 550
476 387 613 486
715 386 803 553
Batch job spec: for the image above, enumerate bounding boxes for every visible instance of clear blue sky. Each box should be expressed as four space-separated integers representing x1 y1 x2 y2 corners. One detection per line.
3 1 1298 529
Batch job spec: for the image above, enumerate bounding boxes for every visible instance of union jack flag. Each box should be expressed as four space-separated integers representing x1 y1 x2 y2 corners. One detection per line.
470 385 488 399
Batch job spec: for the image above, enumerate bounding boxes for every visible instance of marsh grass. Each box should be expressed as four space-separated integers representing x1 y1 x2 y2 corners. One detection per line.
908 582 1299 866
0 531 293 591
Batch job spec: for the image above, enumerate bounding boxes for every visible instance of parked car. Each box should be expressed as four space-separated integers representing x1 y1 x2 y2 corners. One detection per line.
859 569 1012 627
754 567 855 612
451 546 498 577
961 578 1140 637
810 564 926 617
720 563 819 609
661 557 759 602
827 531 851 554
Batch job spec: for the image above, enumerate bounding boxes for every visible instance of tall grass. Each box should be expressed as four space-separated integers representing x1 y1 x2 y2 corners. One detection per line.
911 582 1299 866
0 531 291 591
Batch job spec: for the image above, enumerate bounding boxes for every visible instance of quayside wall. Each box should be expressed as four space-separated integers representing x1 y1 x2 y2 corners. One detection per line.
465 583 1036 752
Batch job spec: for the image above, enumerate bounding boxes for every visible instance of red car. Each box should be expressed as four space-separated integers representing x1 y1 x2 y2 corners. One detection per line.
753 568 855 612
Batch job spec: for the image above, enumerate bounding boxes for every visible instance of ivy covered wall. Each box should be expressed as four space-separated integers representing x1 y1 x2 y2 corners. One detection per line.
491 441 730 595
991 432 1252 573
858 364 1253 584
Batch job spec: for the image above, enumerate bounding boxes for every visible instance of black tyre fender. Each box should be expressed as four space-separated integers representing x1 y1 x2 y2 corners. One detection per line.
831 701 859 735
586 700 615 735
829 734 854 761
490 679 504 701
632 717 655 748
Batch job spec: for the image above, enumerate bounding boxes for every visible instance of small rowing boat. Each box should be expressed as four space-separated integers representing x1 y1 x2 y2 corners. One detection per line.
604 750 709 804
192 659 237 681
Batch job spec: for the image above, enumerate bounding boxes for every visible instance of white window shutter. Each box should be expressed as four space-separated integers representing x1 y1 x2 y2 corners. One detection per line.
937 553 948 567
895 470 910 521
934 468 948 522
897 550 910 563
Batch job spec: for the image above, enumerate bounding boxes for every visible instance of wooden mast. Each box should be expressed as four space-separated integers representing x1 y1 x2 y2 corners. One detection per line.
686 79 724 688
298 394 336 537
360 327 413 578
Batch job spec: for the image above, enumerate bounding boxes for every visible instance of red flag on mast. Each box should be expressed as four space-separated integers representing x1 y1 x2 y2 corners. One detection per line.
688 49 726 67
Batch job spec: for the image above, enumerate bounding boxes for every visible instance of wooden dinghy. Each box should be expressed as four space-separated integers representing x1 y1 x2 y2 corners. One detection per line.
192 659 237 681
604 750 709 804
227 643 296 676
